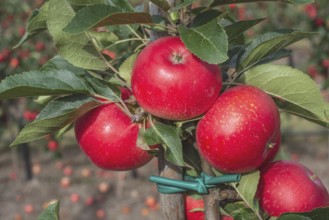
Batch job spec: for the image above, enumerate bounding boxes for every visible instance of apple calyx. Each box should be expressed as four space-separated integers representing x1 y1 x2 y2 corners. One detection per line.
267 142 276 149
131 107 146 123
309 173 318 182
171 52 185 64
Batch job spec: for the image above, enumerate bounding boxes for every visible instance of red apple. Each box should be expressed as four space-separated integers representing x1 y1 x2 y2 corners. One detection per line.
60 177 71 188
120 87 132 101
63 166 73 176
144 196 157 209
70 193 81 203
24 204 34 214
96 209 106 219
35 42 45 52
74 103 153 170
85 196 95 206
196 85 280 173
185 195 204 220
48 140 58 151
9 57 19 68
257 160 329 217
98 181 110 193
131 36 222 120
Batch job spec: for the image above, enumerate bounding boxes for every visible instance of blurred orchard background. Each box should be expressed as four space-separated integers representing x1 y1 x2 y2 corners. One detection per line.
0 0 328 219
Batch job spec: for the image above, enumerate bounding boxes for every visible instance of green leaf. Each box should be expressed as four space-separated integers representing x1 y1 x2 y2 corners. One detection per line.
239 64 329 128
144 122 184 166
63 5 152 35
182 140 202 174
225 18 266 44
238 30 314 71
169 0 197 12
47 0 107 71
118 53 138 87
14 2 49 48
37 201 60 220
11 95 102 146
68 0 107 6
85 76 121 101
223 202 259 220
0 70 92 99
109 0 134 12
88 31 119 49
41 56 86 75
210 0 313 7
232 171 261 218
190 9 223 27
148 0 171 12
179 18 228 64
278 206 329 220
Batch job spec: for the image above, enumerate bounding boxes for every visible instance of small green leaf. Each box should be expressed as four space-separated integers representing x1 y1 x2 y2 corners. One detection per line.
148 0 171 12
68 0 107 6
14 2 49 48
41 56 86 75
239 64 329 128
232 171 262 219
234 171 260 209
118 53 138 87
238 30 314 71
277 206 329 220
47 0 107 71
179 18 228 64
169 0 197 12
190 10 223 27
11 95 102 146
183 140 202 174
85 76 121 101
210 0 313 7
63 5 152 35
0 70 91 99
109 0 134 12
37 201 60 220
223 202 259 220
225 18 266 44
88 31 119 49
144 122 184 166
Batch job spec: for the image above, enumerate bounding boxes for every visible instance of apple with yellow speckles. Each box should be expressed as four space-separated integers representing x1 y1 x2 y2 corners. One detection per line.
257 160 329 216
196 85 280 173
131 36 222 120
74 103 154 171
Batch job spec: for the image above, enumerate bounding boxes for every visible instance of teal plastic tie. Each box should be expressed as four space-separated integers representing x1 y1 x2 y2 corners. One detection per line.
149 172 241 194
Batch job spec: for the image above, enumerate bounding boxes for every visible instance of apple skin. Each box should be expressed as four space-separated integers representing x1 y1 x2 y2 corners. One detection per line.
131 36 222 121
185 195 205 220
196 85 280 173
257 160 329 217
74 103 153 171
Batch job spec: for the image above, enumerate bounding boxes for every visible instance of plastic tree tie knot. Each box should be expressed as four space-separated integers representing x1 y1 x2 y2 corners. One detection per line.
149 172 241 194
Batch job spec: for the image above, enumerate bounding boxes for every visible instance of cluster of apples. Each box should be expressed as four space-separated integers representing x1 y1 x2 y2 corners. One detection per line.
74 36 329 217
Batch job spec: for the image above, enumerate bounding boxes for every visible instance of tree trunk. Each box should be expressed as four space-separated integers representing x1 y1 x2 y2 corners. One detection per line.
201 158 220 220
149 1 185 219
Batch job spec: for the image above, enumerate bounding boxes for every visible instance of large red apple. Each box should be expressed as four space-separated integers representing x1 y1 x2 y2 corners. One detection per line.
196 85 280 173
257 160 329 216
185 195 204 220
74 103 153 171
131 36 222 120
